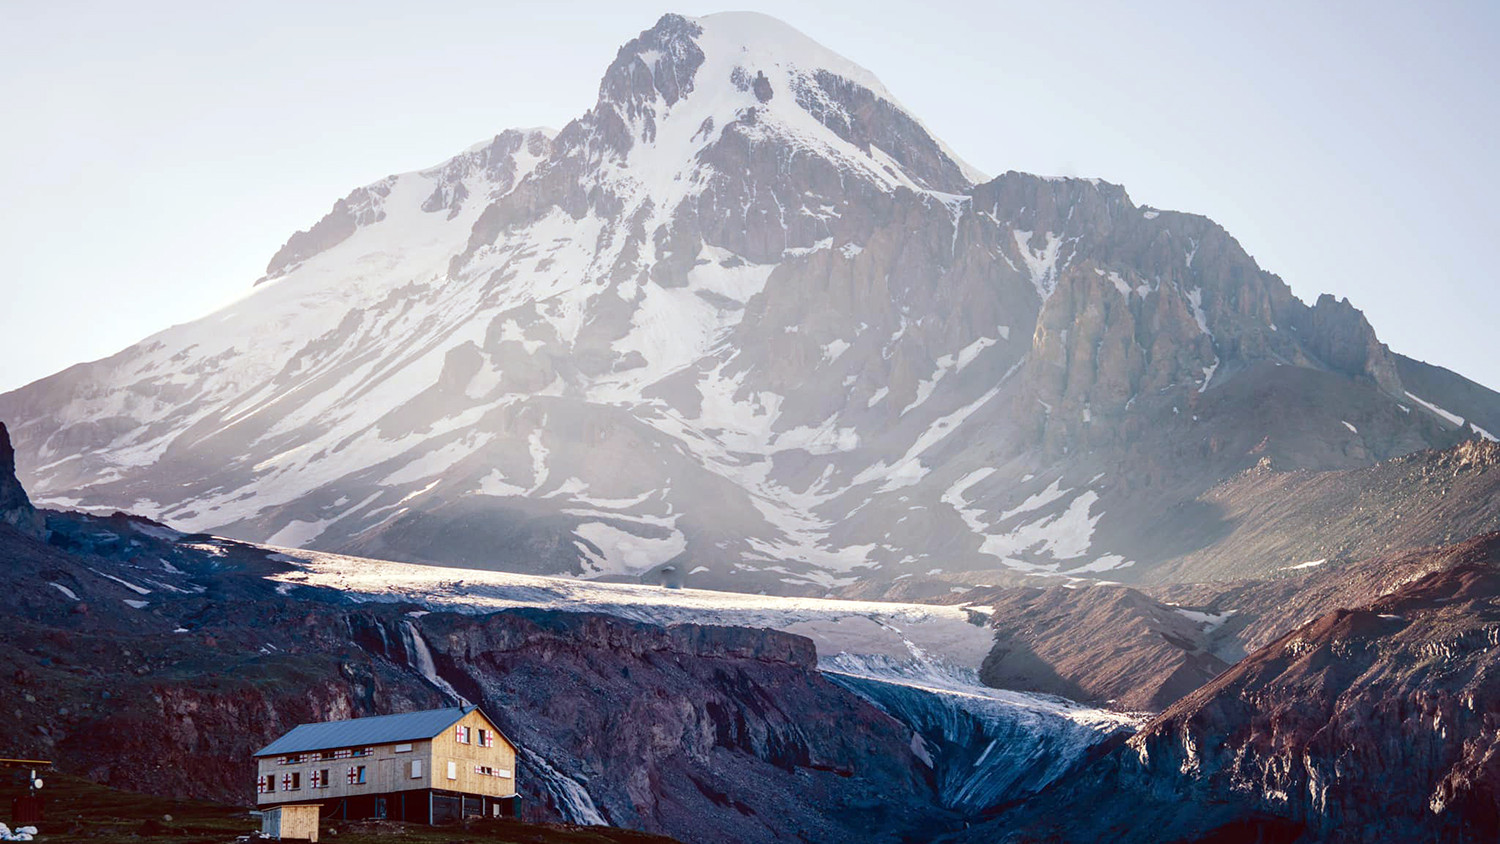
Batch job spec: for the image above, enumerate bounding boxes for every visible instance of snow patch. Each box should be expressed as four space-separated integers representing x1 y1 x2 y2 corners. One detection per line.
90 569 151 595
266 518 333 547
574 522 688 577
1174 607 1234 632
1282 559 1327 571
1013 230 1066 300
1405 391 1465 427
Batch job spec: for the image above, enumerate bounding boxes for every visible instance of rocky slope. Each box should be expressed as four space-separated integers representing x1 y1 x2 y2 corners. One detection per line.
0 512 954 843
943 447 1500 715
3 13 1497 594
945 533 1500 842
0 421 1139 842
975 584 1231 712
1137 436 1500 584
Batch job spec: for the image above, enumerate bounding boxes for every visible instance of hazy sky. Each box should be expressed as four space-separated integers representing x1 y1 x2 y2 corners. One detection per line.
1 0 1496 393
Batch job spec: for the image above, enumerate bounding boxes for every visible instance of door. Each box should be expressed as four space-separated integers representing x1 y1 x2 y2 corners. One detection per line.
379 757 400 794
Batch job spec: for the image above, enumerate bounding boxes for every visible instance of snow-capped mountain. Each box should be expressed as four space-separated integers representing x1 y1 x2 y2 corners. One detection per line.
5 12 1499 594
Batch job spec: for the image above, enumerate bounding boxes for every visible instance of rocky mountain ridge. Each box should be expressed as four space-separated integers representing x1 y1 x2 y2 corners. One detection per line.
944 532 1500 842
2 12 1496 594
933 447 1500 714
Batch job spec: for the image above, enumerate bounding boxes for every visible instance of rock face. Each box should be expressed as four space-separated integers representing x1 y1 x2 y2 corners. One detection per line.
976 584 1232 712
0 492 962 843
1124 542 1500 841
956 471 1500 718
947 533 1500 842
385 611 946 843
3 12 1498 594
0 421 43 537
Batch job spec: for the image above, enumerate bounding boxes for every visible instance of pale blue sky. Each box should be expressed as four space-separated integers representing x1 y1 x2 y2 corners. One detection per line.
1 0 1496 392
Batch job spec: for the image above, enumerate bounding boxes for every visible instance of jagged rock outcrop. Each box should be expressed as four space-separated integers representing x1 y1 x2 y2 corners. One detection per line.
946 533 1500 842
0 421 43 537
1123 552 1500 840
1293 293 1404 395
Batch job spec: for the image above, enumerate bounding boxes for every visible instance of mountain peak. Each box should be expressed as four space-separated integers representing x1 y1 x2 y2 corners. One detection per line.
5 12 1497 596
603 12 898 110
583 11 982 194
691 11 899 104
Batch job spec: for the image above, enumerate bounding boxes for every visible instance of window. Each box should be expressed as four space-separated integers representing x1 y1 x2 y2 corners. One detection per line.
478 728 495 748
472 766 513 779
394 743 413 753
311 769 329 789
257 775 276 794
447 761 457 780
410 760 423 779
282 772 300 791
347 765 366 785
455 725 471 744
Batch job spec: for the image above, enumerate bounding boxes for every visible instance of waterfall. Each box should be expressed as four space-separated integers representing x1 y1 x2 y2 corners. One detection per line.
398 619 470 706
520 748 608 826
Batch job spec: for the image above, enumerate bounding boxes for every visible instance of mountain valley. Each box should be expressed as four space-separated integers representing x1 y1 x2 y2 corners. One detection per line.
2 9 1499 843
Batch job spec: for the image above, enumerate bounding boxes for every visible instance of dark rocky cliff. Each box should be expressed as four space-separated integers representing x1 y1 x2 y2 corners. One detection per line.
0 421 43 537
946 533 1500 842
0 496 952 844
402 611 939 842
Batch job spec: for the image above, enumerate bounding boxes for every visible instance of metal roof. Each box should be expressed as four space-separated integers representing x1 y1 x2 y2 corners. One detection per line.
254 706 479 757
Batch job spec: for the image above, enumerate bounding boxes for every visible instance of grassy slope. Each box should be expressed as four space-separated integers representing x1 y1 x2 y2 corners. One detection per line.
1 773 680 843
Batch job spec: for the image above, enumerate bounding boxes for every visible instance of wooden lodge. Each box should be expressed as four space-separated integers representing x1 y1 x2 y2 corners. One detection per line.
253 706 519 825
